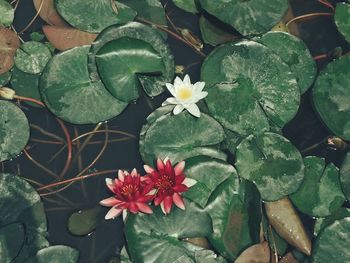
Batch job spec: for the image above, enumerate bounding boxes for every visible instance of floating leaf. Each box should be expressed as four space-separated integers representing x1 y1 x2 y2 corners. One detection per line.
26 245 79 263
340 151 350 201
0 71 11 86
42 25 97 51
314 208 350 236
55 0 136 33
173 0 198 13
194 250 227 263
40 46 128 124
125 199 212 263
313 55 350 140
312 217 350 262
234 242 270 263
0 173 48 262
33 0 68 26
182 156 234 208
139 111 226 165
206 177 262 260
67 207 105 236
290 156 345 217
258 31 316 94
10 67 42 107
30 32 45 42
88 22 175 100
201 41 299 140
0 101 30 162
265 197 311 256
0 0 14 26
235 132 304 201
335 2 350 43
14 41 52 74
0 28 20 74
199 0 288 36
0 223 25 263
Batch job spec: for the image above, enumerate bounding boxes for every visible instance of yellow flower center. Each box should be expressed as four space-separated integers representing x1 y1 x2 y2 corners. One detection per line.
177 87 192 100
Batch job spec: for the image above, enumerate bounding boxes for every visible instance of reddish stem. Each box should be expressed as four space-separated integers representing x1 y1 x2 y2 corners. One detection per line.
317 0 335 11
313 54 328 61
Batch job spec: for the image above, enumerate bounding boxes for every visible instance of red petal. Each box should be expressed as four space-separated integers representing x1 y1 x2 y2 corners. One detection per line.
129 202 139 213
165 160 175 177
157 158 165 170
175 175 185 185
173 184 189 193
136 202 153 214
163 196 173 214
154 195 164 206
174 161 185 176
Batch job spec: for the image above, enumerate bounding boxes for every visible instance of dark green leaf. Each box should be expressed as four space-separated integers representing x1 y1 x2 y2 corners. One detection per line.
0 101 30 162
335 3 350 43
0 223 25 263
235 132 304 201
314 208 350 236
67 207 105 236
0 70 11 86
27 245 79 263
40 46 128 124
340 151 350 201
173 0 198 13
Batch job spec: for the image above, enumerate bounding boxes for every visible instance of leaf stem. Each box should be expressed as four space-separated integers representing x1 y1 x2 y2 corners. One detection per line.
286 12 333 29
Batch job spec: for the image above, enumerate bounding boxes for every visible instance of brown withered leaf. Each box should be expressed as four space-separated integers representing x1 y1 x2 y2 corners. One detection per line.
33 0 68 26
43 25 97 51
0 28 20 74
234 241 270 263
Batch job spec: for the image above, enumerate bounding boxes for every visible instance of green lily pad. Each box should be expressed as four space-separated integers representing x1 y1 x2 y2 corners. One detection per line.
139 111 226 165
10 67 42 107
27 245 79 263
67 207 105 236
173 0 198 13
314 208 350 236
194 250 227 263
40 46 128 124
14 41 52 74
258 31 317 94
0 101 30 162
312 217 350 263
340 151 350 201
55 0 136 33
313 55 350 140
290 156 345 218
96 37 165 102
0 173 48 262
182 156 234 208
0 0 14 26
205 177 261 260
201 40 300 138
199 16 237 46
0 70 11 86
88 22 175 99
0 223 25 263
235 132 304 201
199 0 288 36
335 3 350 43
125 199 212 263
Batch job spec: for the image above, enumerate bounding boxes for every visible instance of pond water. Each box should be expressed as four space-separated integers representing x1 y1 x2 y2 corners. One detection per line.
2 0 350 262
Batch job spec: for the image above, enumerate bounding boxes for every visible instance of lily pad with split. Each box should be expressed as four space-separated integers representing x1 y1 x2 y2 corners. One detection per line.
0 28 20 74
26 245 79 263
335 2 350 43
0 0 14 26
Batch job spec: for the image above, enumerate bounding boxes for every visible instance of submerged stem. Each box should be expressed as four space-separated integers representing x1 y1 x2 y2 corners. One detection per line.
286 12 333 28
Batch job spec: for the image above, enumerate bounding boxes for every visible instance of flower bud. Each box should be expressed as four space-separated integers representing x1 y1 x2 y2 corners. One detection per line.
0 87 16 100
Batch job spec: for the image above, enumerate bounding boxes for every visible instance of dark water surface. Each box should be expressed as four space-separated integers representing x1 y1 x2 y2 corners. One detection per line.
2 0 350 262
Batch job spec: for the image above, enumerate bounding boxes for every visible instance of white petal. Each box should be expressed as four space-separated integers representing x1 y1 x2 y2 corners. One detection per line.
173 104 185 115
183 74 191 86
165 83 177 97
193 81 206 92
163 156 170 163
144 165 154 173
185 103 201 118
131 168 137 177
174 76 183 88
105 178 113 185
183 177 197 187
160 202 167 215
105 206 123 220
195 91 208 101
165 97 179 105
122 210 128 222
147 189 157 196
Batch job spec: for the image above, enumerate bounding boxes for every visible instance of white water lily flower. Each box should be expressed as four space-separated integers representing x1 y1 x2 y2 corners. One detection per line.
162 74 208 118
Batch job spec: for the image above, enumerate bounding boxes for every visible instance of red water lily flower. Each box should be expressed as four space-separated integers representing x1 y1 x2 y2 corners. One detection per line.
144 158 197 215
100 169 155 220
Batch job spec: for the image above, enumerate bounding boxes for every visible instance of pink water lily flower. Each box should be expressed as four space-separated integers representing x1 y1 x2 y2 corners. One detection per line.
100 169 155 220
144 158 197 215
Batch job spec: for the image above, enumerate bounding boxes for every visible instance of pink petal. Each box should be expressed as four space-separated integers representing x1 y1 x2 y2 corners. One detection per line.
173 193 185 210
105 207 123 220
163 196 173 214
129 202 139 213
157 158 165 170
174 161 185 176
144 165 154 173
136 202 153 214
154 195 164 206
118 170 125 181
105 178 115 192
99 197 121 207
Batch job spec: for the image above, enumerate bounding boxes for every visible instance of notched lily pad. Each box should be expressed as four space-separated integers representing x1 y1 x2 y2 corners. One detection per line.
235 132 304 201
335 2 350 43
0 28 20 74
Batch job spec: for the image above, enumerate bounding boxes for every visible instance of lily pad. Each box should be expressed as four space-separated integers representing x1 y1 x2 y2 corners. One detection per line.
0 0 14 26
314 208 350 236
205 177 261 260
290 156 345 218
0 101 30 162
27 245 79 263
193 250 227 263
0 223 25 263
0 173 48 262
313 55 350 140
10 67 42 107
40 46 128 124
312 217 350 262
235 132 304 201
0 28 20 74
67 207 105 236
0 71 11 86
182 156 234 208
201 40 300 138
55 0 136 33
340 151 350 201
125 199 212 263
88 22 175 99
199 0 288 36
335 3 350 43
96 37 165 102
258 31 316 94
139 111 226 164
173 0 198 13
14 41 52 74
